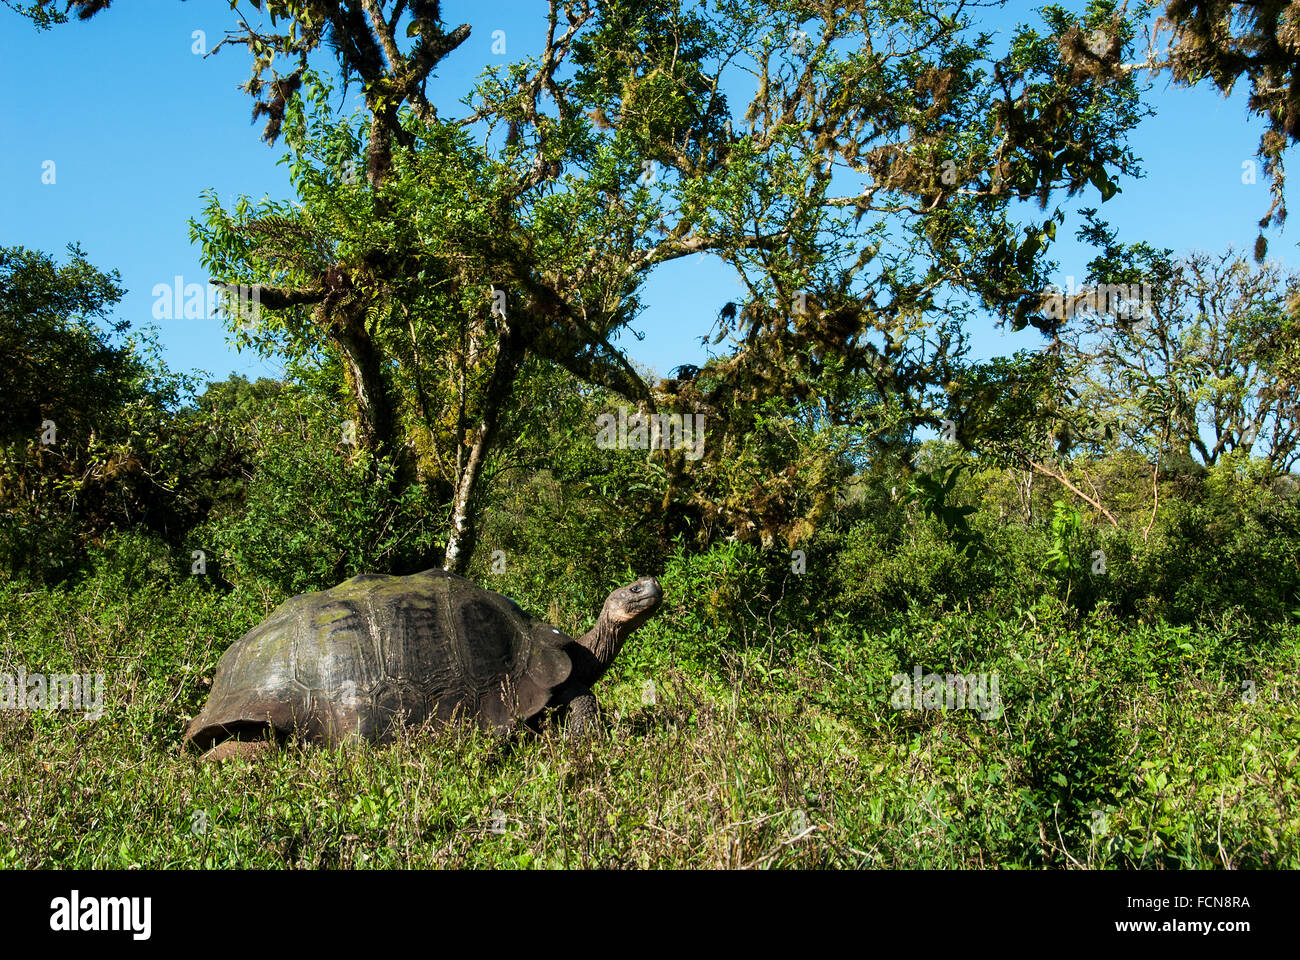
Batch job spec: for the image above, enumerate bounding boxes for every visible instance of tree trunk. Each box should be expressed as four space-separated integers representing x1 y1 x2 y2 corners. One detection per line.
333 300 398 462
443 323 525 574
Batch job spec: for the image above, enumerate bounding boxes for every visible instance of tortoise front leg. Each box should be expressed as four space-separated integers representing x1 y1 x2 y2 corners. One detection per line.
200 738 277 763
553 682 599 737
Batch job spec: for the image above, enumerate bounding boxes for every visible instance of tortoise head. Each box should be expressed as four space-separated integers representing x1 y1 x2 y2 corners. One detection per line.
603 576 664 633
573 576 664 686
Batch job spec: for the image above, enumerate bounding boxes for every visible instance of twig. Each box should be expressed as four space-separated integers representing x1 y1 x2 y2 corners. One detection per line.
1028 458 1120 528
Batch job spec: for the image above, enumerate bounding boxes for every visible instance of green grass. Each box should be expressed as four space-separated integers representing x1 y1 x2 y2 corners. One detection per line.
1 575 1298 868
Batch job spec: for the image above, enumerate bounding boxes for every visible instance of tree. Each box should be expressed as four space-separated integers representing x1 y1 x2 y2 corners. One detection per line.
0 244 135 444
647 0 1148 544
29 0 1153 568
0 245 186 580
1065 230 1300 472
945 349 1125 526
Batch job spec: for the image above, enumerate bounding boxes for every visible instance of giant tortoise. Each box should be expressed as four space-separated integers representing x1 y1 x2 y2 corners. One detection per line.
185 569 663 761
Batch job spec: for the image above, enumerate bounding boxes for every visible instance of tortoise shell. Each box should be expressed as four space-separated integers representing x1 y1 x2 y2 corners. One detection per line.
184 569 574 749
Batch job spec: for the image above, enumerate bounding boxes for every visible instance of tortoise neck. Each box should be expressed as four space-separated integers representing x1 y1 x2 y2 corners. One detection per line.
573 613 621 687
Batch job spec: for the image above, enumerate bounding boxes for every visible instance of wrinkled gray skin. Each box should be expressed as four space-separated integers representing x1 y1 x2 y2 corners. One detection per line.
186 571 664 762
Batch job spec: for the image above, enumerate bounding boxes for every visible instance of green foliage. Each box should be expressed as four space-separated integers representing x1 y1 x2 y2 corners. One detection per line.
3 556 1297 869
189 374 443 596
906 462 985 557
0 245 191 584
949 351 1079 468
0 244 132 445
1045 499 1083 575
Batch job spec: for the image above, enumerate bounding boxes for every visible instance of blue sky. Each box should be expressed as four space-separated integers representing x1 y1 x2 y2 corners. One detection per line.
1 0 1292 389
